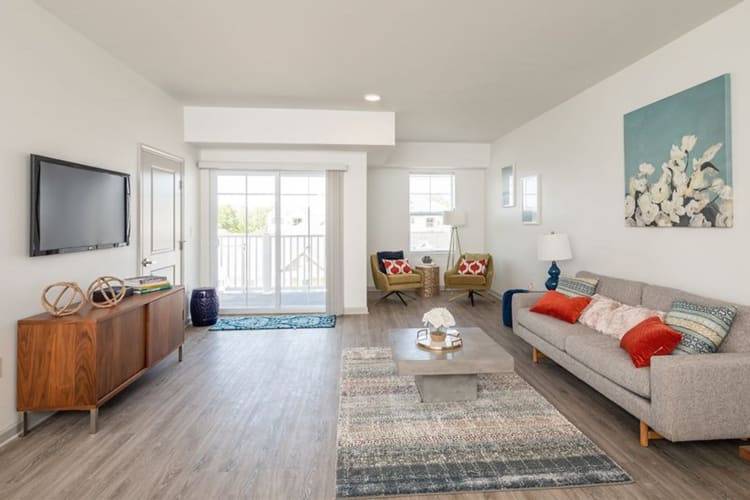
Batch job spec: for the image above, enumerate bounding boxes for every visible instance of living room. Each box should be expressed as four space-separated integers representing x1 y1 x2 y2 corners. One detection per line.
1 0 749 498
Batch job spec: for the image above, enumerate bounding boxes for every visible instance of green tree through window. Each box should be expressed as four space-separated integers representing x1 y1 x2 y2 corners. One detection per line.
218 205 272 234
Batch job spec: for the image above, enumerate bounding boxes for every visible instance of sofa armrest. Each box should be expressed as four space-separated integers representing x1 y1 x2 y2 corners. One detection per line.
650 353 750 440
511 292 545 331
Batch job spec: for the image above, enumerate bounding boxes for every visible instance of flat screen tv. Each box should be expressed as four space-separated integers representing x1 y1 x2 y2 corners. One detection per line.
30 155 131 256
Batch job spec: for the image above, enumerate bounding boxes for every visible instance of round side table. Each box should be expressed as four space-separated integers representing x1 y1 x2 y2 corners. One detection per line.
416 265 440 297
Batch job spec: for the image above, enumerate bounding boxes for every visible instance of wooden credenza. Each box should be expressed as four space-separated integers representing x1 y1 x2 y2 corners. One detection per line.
17 286 185 434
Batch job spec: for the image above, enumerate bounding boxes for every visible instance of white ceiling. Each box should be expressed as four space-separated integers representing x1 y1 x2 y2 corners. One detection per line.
39 0 739 142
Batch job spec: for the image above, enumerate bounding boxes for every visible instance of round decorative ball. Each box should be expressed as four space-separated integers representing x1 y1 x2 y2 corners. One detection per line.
190 288 219 326
87 276 126 308
42 282 86 317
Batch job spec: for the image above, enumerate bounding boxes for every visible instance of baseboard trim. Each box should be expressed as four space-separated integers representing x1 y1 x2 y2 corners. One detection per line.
0 412 54 450
343 307 369 315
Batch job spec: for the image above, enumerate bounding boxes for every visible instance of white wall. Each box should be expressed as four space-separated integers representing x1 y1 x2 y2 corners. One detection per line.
487 1 749 304
0 0 198 440
368 142 490 287
197 149 368 314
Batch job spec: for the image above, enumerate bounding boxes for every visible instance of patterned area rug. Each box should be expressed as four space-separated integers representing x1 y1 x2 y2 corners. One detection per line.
336 347 632 497
208 314 336 331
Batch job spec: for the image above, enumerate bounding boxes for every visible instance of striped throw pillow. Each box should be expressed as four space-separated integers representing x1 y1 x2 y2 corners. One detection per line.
556 276 598 297
666 299 737 355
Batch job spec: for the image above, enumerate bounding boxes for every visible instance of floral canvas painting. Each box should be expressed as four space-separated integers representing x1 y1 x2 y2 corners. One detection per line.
624 74 732 228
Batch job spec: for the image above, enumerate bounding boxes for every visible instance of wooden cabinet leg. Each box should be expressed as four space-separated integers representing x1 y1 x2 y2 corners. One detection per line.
178 344 183 362
89 409 98 434
21 412 29 437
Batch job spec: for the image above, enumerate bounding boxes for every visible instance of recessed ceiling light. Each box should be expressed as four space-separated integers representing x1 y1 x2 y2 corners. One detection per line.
364 93 381 102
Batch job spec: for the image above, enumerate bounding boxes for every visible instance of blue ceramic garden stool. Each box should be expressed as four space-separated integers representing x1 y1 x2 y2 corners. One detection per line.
191 288 219 327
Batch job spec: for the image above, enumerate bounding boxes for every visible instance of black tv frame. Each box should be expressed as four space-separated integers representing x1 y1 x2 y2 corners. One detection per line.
30 154 131 257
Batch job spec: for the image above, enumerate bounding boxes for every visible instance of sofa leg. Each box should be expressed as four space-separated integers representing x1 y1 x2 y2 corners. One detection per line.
639 421 663 447
740 446 750 463
532 347 546 364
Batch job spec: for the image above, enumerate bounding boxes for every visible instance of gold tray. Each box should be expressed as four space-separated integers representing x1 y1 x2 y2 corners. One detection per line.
415 328 463 352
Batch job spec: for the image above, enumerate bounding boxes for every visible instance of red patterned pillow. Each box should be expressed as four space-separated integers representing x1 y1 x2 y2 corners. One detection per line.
457 258 487 276
383 258 413 275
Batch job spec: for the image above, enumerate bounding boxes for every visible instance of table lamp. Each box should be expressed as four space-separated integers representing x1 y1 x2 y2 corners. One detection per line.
537 232 572 290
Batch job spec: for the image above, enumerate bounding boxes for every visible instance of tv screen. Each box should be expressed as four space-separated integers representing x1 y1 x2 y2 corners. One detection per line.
30 155 130 256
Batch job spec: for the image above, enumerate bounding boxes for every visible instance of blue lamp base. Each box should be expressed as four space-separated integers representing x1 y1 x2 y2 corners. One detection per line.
545 261 560 290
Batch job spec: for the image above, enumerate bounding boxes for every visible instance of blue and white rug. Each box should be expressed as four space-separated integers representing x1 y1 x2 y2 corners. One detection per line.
209 314 337 331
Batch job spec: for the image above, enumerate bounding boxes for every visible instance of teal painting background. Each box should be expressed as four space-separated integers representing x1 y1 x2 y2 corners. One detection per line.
624 74 732 194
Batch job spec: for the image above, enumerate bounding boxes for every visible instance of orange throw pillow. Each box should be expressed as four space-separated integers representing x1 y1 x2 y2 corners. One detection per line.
530 291 592 324
620 316 682 368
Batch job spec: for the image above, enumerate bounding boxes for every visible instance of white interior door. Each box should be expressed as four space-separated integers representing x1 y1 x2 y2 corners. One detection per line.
140 145 183 284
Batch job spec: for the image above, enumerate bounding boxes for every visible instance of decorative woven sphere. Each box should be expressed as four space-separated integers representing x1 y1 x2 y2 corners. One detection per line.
42 282 86 317
87 276 126 308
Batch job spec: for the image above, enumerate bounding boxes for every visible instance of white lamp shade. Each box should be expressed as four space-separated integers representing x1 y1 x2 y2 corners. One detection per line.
443 210 466 227
538 233 572 261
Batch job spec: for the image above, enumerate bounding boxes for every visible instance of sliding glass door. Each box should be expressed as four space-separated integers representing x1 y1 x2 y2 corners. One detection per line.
212 171 326 313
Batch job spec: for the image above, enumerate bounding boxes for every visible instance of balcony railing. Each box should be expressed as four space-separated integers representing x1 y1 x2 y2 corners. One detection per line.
217 234 326 293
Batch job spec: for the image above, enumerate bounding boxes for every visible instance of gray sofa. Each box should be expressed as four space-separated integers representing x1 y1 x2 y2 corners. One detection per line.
512 271 750 446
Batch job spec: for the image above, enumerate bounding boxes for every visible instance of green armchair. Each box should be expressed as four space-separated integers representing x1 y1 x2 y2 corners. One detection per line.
444 253 495 306
370 255 423 306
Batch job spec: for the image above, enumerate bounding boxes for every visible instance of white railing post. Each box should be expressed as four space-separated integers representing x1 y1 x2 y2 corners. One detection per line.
262 233 272 293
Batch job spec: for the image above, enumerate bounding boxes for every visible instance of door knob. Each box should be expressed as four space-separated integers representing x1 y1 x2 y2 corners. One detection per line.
142 258 154 267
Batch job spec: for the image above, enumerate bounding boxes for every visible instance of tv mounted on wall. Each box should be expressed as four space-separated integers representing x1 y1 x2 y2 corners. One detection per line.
30 155 131 256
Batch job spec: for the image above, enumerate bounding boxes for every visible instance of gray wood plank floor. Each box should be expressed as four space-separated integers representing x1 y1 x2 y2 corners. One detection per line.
0 292 747 499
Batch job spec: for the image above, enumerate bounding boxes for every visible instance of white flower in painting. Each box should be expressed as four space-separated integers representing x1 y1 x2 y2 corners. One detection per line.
625 217 636 227
638 194 659 225
692 190 709 202
689 213 711 228
650 182 670 204
671 195 686 216
711 178 733 200
655 212 672 227
684 199 707 217
634 208 646 227
639 163 655 177
625 195 636 218
680 135 698 154
715 199 733 227
686 163 720 196
629 176 647 197
661 199 681 224
692 143 723 171
672 170 688 191
422 307 455 330
670 145 686 161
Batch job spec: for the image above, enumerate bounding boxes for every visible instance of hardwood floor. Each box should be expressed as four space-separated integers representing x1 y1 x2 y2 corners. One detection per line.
0 292 747 499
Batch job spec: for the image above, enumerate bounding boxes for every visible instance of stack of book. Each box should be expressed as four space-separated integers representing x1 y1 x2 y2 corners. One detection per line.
124 275 173 294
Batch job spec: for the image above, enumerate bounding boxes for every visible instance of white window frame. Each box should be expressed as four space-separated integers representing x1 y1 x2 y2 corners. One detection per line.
408 173 455 253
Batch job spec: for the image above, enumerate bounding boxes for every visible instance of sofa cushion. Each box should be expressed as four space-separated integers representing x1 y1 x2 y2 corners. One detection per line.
666 299 737 355
577 271 644 306
446 274 486 286
386 272 421 285
516 308 598 351
643 284 750 353
566 334 652 398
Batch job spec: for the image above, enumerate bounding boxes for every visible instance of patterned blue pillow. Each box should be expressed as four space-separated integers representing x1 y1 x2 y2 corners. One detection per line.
666 299 737 354
556 276 598 297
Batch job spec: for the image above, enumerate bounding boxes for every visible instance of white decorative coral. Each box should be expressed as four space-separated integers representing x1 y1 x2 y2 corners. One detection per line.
422 308 456 330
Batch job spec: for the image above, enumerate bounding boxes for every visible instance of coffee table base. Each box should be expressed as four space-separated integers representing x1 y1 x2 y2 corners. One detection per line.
414 374 477 402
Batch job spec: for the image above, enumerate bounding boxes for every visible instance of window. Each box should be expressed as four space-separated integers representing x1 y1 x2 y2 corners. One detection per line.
409 174 455 252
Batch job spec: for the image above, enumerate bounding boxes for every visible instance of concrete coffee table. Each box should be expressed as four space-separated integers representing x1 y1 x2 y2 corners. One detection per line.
389 327 514 402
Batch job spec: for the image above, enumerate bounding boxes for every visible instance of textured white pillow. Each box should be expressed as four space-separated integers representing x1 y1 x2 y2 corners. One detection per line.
579 294 665 340
579 294 621 332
